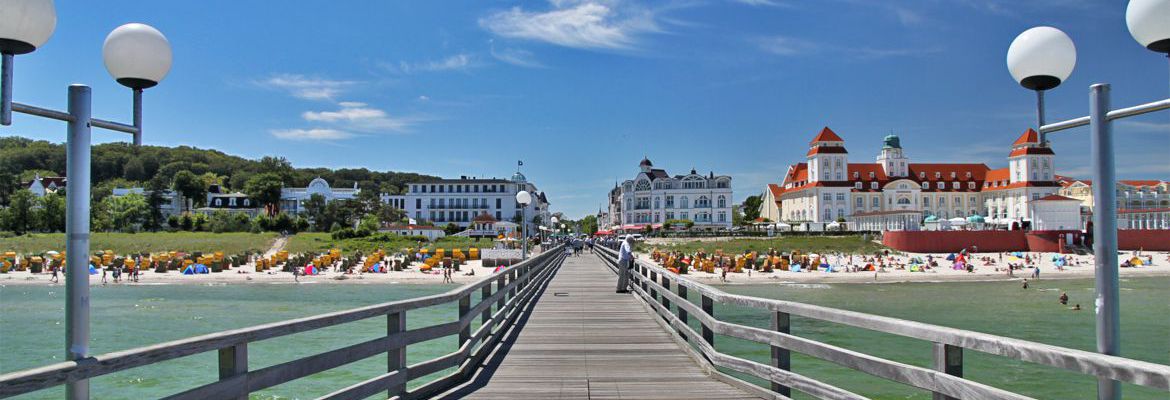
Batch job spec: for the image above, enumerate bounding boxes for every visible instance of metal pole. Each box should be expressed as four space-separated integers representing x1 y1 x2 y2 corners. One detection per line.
1037 89 1047 146
132 89 142 146
521 206 528 259
65 84 92 400
1 53 12 126
1089 83 1120 400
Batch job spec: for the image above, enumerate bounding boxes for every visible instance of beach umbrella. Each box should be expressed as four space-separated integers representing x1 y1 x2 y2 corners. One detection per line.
88 264 98 275
181 265 196 275
194 264 209 274
945 253 956 261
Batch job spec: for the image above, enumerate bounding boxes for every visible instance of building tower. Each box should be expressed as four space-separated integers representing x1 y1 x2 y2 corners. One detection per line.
1008 128 1055 184
639 157 653 174
806 127 849 183
877 133 909 177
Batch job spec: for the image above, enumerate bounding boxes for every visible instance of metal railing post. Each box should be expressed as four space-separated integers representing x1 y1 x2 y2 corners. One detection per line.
1090 83 1121 400
771 311 791 396
387 311 406 398
701 294 715 346
458 294 471 346
64 85 92 400
481 285 492 325
218 343 248 400
496 276 506 313
660 274 671 311
677 284 689 341
649 270 659 302
932 343 962 400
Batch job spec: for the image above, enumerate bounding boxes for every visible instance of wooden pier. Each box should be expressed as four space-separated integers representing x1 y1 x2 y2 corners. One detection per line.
444 254 763 399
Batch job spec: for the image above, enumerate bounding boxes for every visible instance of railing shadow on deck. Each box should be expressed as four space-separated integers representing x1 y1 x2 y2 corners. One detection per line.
0 244 567 400
594 245 1170 400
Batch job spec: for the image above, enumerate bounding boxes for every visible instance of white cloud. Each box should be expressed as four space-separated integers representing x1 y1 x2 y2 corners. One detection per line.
270 128 354 141
757 35 940 59
398 53 477 73
258 74 358 101
302 102 413 132
479 1 660 50
490 43 546 68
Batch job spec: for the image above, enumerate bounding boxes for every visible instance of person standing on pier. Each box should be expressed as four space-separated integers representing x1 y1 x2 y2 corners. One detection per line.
617 236 633 293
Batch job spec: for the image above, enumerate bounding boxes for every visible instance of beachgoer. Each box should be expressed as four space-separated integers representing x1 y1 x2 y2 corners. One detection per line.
1072 304 1081 311
1059 292 1069 305
1021 279 1028 289
721 266 728 282
293 266 300 282
50 265 59 283
616 236 633 293
101 268 108 284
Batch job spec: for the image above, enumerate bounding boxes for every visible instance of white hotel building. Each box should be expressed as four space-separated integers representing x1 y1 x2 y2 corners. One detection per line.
606 158 733 230
384 172 550 233
772 127 1065 230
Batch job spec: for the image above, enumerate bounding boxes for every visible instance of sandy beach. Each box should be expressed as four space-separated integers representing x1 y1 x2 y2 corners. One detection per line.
635 250 1170 284
4 249 1168 286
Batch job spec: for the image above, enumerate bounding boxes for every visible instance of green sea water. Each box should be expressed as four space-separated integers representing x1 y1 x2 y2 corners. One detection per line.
711 277 1170 399
1 278 1167 399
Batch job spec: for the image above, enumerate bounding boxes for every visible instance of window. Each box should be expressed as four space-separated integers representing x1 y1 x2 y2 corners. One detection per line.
939 197 946 206
837 209 844 218
717 195 726 208
855 197 863 208
950 172 956 179
936 182 944 189
919 172 926 179
496 198 502 208
869 172 875 179
654 197 661 209
665 196 674 208
836 193 845 201
897 198 911 205
922 182 929 189
855 182 862 189
823 193 832 201
718 212 726 222
968 182 976 189
416 199 422 209
680 196 689 209
923 197 930 206
681 212 689 220
823 209 832 220
871 182 878 190
935 172 941 179
952 182 960 189
853 172 859 179
1032 193 1040 200
872 197 879 207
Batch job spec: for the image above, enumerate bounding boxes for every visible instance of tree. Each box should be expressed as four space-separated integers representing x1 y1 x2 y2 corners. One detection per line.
732 205 745 226
580 215 598 235
443 222 462 236
244 173 284 216
36 193 65 232
103 193 149 232
303 193 328 230
143 176 169 231
742 195 762 222
172 170 205 212
2 189 36 234
122 157 147 181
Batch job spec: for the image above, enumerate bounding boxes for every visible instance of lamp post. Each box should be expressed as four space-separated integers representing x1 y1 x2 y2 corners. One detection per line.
1007 2 1170 398
1 2 173 399
516 190 532 259
1006 26 1076 146
551 216 559 239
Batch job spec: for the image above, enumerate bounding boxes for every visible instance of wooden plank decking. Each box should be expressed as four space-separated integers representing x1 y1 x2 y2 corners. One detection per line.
446 253 762 399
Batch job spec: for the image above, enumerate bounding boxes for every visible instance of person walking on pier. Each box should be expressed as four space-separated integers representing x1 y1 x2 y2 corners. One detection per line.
617 236 633 293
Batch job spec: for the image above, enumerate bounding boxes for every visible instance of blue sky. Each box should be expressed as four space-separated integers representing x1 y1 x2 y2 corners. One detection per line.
2 0 1168 219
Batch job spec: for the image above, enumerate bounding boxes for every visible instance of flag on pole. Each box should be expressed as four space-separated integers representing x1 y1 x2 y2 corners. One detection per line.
518 160 523 167
408 218 417 225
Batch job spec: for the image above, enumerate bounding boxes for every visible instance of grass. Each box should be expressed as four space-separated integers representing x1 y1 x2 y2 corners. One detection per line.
284 232 496 254
640 235 886 255
0 232 278 255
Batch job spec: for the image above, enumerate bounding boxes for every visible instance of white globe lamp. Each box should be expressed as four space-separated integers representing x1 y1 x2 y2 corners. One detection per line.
102 23 172 89
0 0 57 54
1007 26 1076 91
1126 0 1170 54
515 190 531 205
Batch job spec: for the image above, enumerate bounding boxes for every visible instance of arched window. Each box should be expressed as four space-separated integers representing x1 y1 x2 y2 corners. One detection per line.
717 195 726 208
654 197 661 209
855 197 863 208
897 198 911 205
872 197 879 207
680 196 689 209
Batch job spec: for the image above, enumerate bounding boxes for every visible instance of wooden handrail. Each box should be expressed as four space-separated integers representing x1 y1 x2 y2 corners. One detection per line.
0 245 567 399
595 245 1170 399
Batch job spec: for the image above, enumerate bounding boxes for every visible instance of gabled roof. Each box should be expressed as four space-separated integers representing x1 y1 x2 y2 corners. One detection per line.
472 212 498 223
1012 128 1039 146
810 127 844 144
1031 194 1080 202
766 183 784 198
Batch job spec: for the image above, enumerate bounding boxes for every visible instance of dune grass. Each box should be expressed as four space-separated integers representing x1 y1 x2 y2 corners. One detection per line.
284 232 493 254
0 232 278 255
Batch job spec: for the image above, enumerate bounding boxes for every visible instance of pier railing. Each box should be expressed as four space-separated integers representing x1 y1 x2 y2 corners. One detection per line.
0 245 566 400
595 245 1170 399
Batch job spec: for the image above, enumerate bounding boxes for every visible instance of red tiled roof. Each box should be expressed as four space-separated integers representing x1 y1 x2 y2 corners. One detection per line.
1012 128 1039 146
983 181 1062 191
907 164 989 182
767 184 784 198
806 146 849 156
1009 146 1055 157
810 126 844 144
1121 180 1166 187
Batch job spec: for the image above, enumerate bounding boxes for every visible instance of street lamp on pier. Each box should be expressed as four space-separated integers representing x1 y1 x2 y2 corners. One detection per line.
1006 1 1170 398
1 1 173 399
516 190 532 259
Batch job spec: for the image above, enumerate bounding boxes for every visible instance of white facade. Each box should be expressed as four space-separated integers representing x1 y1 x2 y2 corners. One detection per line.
606 158 733 230
24 174 66 197
774 127 1062 230
380 225 446 240
1028 195 1082 231
384 172 550 233
280 177 360 214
